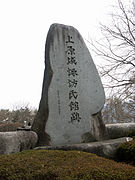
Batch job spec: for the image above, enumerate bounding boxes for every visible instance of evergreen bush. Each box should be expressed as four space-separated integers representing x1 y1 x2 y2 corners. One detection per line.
116 139 135 165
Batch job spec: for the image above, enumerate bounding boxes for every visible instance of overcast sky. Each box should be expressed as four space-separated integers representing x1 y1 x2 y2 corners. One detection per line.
0 0 116 110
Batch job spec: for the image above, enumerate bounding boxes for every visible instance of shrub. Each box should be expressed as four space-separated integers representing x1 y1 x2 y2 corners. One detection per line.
116 140 135 165
0 150 135 180
126 130 135 139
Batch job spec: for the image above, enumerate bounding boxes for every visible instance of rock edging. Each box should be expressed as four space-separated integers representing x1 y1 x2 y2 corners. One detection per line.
34 137 132 159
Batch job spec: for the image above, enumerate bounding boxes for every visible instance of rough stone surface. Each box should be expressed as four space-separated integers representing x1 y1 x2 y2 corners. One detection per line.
106 123 135 139
34 137 132 159
32 23 105 146
0 131 38 155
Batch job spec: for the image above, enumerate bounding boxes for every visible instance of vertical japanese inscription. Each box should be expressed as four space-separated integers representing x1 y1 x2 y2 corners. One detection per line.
57 90 61 115
66 35 81 123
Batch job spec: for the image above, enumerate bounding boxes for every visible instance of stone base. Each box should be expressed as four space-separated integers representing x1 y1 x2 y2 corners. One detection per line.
34 137 132 159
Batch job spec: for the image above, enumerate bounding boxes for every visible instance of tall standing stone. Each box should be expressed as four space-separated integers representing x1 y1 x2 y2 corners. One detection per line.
32 23 106 146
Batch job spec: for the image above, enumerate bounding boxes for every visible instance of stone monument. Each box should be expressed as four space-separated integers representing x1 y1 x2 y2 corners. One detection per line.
32 23 106 146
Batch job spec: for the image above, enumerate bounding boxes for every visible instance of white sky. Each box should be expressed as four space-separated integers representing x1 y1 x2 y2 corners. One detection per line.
0 0 115 110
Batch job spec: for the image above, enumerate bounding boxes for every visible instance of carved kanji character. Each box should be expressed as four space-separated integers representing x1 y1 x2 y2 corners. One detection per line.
68 79 78 88
69 90 78 100
67 68 78 77
69 101 79 111
71 112 81 122
66 36 74 44
67 56 77 65
66 46 75 55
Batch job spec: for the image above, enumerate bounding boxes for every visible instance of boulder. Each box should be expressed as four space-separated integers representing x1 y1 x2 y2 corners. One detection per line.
0 131 38 155
106 123 135 139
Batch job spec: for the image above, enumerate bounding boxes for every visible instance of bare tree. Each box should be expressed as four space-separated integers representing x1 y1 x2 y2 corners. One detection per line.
0 106 37 125
102 96 135 124
90 0 135 100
